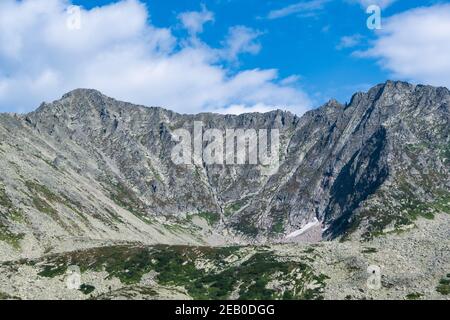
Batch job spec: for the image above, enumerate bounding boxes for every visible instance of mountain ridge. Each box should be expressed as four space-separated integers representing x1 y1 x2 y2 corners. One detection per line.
0 80 449 260
14 80 449 117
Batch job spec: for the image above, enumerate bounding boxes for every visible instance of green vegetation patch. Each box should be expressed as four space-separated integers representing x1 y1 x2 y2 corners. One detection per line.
187 211 220 226
0 291 20 300
357 186 450 240
0 185 14 210
405 292 423 300
184 252 326 300
433 190 450 214
0 184 24 222
270 219 285 235
79 284 96 295
224 198 248 216
436 275 450 295
268 210 287 236
0 184 25 249
232 215 259 237
36 246 154 283
32 244 325 300
0 225 24 250
93 286 158 300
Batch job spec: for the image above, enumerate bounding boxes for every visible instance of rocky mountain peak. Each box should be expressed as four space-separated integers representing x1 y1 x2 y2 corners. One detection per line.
61 88 104 99
0 80 448 254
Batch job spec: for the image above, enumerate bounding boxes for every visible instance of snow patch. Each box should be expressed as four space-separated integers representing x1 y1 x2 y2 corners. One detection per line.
285 218 320 239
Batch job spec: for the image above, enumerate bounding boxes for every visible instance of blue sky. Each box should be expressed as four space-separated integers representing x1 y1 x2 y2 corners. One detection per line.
0 0 449 114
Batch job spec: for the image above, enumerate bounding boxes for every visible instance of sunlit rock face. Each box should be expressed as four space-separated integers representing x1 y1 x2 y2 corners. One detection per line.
0 80 449 257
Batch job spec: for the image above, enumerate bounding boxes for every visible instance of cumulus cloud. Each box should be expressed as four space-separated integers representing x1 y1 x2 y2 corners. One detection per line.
178 4 214 36
221 26 262 61
358 4 450 88
0 0 311 115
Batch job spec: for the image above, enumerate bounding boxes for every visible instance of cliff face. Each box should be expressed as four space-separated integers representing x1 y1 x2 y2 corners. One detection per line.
0 81 449 256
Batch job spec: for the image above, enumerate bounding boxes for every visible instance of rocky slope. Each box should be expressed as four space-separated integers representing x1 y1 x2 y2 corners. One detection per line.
0 213 448 300
0 80 449 260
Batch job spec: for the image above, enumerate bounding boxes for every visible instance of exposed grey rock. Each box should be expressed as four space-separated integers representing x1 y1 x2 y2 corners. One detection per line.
0 80 449 257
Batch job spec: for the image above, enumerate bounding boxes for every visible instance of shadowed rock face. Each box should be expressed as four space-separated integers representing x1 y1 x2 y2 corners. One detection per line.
0 81 449 253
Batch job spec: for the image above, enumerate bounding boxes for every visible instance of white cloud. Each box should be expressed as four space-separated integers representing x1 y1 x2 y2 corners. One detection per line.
348 0 397 10
359 4 450 88
0 0 311 115
178 4 214 35
280 75 301 86
211 103 276 115
267 0 329 20
336 34 363 50
221 26 262 61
